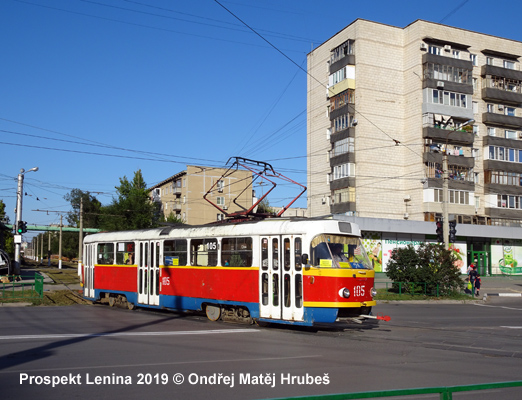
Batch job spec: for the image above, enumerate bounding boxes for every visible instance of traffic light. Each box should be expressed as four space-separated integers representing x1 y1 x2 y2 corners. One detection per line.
435 220 444 242
449 220 457 243
16 221 27 234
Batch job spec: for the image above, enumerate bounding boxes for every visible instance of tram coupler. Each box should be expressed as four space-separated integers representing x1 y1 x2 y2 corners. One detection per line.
358 313 391 322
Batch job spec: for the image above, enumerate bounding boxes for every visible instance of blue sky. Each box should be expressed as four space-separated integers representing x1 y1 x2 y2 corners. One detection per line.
2 0 521 237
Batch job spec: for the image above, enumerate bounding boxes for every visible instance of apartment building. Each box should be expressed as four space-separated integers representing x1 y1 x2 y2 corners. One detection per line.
307 19 522 274
149 165 253 225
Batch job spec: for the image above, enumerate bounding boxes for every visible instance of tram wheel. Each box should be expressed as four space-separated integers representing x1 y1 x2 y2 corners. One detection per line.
127 300 136 311
108 296 116 307
206 304 221 321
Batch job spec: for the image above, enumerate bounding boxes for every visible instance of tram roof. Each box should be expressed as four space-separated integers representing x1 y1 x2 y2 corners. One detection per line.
83 218 361 243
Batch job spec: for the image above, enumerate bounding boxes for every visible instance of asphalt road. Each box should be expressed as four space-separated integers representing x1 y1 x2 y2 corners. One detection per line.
0 300 521 400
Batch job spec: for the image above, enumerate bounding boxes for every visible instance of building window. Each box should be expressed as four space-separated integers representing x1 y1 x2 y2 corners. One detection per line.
504 60 515 70
330 89 355 111
216 196 225 206
429 45 441 55
470 54 478 66
487 57 494 66
332 163 355 180
453 50 460 59
332 187 355 204
487 170 522 186
332 113 353 133
488 127 496 136
217 180 224 193
498 194 521 209
431 89 468 108
331 137 354 157
329 67 346 86
505 107 516 116
505 130 517 139
434 189 469 205
488 145 522 163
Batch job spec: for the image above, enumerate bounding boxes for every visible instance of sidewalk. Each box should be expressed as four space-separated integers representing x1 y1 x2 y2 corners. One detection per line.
375 273 522 299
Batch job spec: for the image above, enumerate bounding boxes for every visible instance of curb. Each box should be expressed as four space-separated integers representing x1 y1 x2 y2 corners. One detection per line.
485 293 522 297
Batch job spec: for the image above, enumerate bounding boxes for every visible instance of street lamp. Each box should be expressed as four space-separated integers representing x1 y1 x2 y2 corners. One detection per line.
14 167 39 275
442 120 474 248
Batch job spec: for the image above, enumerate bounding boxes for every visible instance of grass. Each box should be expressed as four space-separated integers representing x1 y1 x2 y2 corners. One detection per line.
374 288 478 301
1 260 90 306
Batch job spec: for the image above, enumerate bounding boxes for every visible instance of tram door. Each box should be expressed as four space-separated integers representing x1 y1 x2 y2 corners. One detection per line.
137 241 160 306
259 236 303 321
83 243 95 298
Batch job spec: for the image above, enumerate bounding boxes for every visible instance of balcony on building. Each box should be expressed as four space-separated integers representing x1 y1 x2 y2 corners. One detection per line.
482 112 522 129
481 64 522 82
483 133 522 149
481 76 522 105
170 200 182 211
424 156 475 192
485 206 522 220
422 54 473 94
329 39 355 74
422 113 474 146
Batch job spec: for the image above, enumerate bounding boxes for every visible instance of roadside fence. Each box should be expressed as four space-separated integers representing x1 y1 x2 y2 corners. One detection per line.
0 274 44 300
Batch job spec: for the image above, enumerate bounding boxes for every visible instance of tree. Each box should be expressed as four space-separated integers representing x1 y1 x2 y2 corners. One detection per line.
0 199 14 257
64 189 102 228
386 243 463 296
100 170 161 231
165 212 185 225
256 198 274 215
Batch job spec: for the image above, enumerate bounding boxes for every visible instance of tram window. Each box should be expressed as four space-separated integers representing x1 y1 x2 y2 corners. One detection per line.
191 238 218 267
97 243 114 265
262 273 269 305
273 273 279 306
116 242 135 265
155 242 160 295
283 274 291 307
294 238 302 271
221 237 252 267
295 275 303 308
272 239 279 270
283 238 290 271
164 240 187 266
261 238 268 270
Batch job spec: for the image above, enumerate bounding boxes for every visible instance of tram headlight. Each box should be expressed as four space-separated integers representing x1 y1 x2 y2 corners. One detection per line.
370 287 377 297
338 287 351 298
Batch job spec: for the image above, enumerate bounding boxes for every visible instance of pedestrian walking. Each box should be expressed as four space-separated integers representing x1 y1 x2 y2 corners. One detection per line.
475 274 481 296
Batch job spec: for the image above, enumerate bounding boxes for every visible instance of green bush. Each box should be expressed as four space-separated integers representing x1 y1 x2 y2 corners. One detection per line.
386 243 464 296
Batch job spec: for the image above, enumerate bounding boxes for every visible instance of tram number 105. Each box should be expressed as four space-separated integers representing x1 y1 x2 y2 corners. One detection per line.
353 285 365 297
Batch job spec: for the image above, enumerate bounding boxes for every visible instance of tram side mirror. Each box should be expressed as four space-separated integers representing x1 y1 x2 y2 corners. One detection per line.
300 254 309 265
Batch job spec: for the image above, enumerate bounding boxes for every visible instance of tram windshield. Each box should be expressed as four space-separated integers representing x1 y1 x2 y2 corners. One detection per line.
310 234 372 269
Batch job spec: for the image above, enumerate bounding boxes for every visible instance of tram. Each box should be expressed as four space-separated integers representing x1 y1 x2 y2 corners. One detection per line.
82 218 388 326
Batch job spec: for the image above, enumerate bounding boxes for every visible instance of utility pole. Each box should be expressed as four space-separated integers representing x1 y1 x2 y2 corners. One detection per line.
48 231 51 267
59 215 63 270
442 154 449 248
14 167 38 275
78 197 83 275
442 119 474 248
